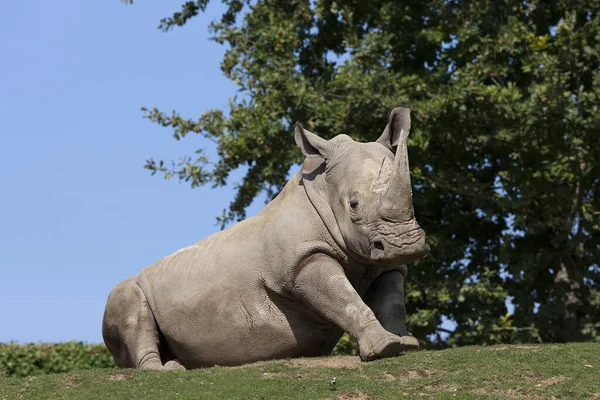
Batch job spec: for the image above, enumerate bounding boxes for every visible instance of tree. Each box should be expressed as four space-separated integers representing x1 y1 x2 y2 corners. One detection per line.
136 0 600 346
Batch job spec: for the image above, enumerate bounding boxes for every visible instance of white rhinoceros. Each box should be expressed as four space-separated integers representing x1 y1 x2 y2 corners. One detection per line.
102 107 429 370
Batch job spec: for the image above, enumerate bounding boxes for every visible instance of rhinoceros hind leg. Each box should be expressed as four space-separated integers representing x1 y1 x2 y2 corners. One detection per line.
102 277 169 370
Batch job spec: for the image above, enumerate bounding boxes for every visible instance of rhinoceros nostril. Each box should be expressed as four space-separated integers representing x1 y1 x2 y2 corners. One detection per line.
373 240 384 251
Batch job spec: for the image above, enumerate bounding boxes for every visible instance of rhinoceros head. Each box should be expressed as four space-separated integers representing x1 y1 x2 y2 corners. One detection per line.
294 107 429 266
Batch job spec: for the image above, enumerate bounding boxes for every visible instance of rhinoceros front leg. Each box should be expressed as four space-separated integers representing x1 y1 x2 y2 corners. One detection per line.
364 269 419 350
291 254 413 361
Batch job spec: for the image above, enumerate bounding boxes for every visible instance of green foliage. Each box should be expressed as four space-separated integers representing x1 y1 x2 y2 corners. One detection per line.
0 342 115 377
138 1 600 346
330 333 358 356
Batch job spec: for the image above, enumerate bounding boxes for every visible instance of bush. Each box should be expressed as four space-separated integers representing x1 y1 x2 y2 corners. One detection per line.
0 335 359 377
331 333 359 356
0 342 115 377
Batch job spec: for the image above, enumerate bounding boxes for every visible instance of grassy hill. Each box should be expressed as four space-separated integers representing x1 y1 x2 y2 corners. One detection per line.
1 343 598 399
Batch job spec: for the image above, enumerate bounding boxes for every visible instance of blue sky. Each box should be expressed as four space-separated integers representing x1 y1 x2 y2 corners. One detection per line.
0 2 266 343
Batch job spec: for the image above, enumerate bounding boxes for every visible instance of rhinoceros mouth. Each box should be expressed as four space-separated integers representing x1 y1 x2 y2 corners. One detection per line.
370 228 429 265
377 227 423 248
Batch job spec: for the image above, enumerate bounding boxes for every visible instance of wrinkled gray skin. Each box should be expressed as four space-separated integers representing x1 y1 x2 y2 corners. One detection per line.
102 107 429 370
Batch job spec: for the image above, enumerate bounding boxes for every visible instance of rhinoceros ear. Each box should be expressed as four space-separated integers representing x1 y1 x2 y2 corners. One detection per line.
294 122 331 159
377 107 411 148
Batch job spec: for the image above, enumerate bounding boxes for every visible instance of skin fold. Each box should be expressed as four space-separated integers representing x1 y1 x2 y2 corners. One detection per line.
102 107 429 370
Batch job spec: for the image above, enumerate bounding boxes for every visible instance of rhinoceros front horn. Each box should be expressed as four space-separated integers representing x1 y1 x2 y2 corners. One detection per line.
377 108 415 222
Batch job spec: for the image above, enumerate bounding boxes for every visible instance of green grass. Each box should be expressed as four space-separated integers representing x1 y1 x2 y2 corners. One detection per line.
1 343 599 399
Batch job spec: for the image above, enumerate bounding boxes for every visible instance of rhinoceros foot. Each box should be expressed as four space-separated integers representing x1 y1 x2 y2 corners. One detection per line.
163 360 186 371
400 335 420 351
358 333 419 362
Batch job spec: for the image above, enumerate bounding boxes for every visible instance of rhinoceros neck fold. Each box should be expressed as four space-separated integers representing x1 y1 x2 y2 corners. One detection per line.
299 157 348 263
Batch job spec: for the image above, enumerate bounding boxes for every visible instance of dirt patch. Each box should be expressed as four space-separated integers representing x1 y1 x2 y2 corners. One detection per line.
515 372 567 388
424 384 458 394
378 372 396 381
61 375 79 388
333 388 382 400
15 387 30 399
473 388 524 399
472 388 557 399
261 372 283 379
407 369 436 379
106 373 133 382
537 375 566 387
288 356 362 369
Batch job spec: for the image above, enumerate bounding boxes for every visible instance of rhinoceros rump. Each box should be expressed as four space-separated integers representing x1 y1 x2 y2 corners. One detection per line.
102 107 429 370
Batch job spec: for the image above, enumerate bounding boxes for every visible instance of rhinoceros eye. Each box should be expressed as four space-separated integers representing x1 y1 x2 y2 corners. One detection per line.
349 199 359 210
